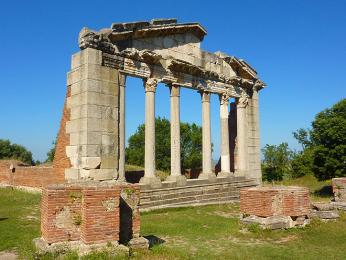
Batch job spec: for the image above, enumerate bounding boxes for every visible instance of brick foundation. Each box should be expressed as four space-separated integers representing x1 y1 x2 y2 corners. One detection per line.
40 182 140 245
332 178 346 202
240 186 310 217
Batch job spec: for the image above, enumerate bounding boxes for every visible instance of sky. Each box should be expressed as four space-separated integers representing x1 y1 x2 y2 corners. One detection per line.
0 0 345 161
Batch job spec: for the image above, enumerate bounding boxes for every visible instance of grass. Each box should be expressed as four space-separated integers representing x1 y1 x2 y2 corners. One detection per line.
0 175 344 259
125 164 169 181
265 174 333 201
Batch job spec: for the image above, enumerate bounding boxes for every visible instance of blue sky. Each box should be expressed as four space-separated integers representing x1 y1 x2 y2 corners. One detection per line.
0 0 345 161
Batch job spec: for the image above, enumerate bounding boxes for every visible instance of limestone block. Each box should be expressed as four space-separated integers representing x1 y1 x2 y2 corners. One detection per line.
70 79 118 96
101 145 116 155
65 168 79 180
66 146 78 158
81 157 101 170
101 154 117 169
67 64 118 86
71 48 102 69
70 132 102 145
102 134 115 146
79 144 101 157
311 210 339 219
88 169 117 181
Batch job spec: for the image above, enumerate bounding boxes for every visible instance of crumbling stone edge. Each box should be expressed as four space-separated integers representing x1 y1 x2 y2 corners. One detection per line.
33 237 149 257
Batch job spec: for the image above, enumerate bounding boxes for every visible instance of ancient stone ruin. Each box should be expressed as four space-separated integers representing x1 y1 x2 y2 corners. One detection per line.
55 18 265 186
240 186 311 229
26 18 268 253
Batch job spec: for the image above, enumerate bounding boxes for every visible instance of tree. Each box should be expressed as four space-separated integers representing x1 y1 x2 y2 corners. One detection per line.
261 143 294 181
46 139 57 162
310 99 346 180
0 139 34 165
293 128 311 149
291 99 346 180
126 117 203 172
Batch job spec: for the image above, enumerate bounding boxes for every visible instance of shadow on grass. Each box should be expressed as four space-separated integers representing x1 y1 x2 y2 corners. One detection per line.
313 185 333 198
144 235 165 248
0 217 8 221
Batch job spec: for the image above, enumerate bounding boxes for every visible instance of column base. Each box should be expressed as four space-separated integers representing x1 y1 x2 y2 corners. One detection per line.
217 171 233 178
166 175 187 186
139 176 162 188
234 169 247 178
198 172 217 181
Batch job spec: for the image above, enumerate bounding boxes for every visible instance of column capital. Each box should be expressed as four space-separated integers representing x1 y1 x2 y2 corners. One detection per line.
199 90 211 103
169 84 180 97
219 93 230 105
144 78 158 92
118 73 126 87
237 93 249 108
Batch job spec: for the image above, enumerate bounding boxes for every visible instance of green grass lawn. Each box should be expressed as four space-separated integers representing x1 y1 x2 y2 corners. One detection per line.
0 175 345 260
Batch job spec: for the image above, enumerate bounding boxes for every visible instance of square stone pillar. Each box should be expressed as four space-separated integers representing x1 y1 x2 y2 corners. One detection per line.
64 48 120 182
246 89 262 183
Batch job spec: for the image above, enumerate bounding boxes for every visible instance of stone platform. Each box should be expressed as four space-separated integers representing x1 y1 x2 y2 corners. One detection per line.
139 177 258 211
240 186 311 229
35 181 148 255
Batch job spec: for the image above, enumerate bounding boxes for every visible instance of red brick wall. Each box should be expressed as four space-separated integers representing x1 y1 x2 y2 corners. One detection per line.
41 186 82 244
0 160 64 188
332 178 346 201
240 186 310 217
81 187 120 244
41 184 140 245
53 86 71 170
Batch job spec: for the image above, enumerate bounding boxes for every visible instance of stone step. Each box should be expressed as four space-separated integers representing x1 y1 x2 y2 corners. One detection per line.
140 195 240 210
140 187 240 200
139 191 239 207
140 189 240 203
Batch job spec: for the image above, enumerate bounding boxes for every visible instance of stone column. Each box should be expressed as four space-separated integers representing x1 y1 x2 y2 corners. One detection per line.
139 78 162 188
199 91 216 180
236 94 248 177
166 84 187 186
118 74 126 182
218 94 232 178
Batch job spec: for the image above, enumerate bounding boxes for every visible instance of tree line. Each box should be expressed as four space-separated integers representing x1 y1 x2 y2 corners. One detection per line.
262 98 346 181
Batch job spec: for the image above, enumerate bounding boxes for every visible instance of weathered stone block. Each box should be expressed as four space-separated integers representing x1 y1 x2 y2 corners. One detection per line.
71 48 103 69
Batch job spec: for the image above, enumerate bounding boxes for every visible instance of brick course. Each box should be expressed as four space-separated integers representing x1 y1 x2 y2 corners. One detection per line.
240 186 310 217
40 183 140 245
0 160 64 188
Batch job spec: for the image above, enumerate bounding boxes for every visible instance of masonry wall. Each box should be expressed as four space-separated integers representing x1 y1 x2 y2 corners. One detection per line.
40 184 140 245
53 86 72 170
0 160 64 188
240 187 310 217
